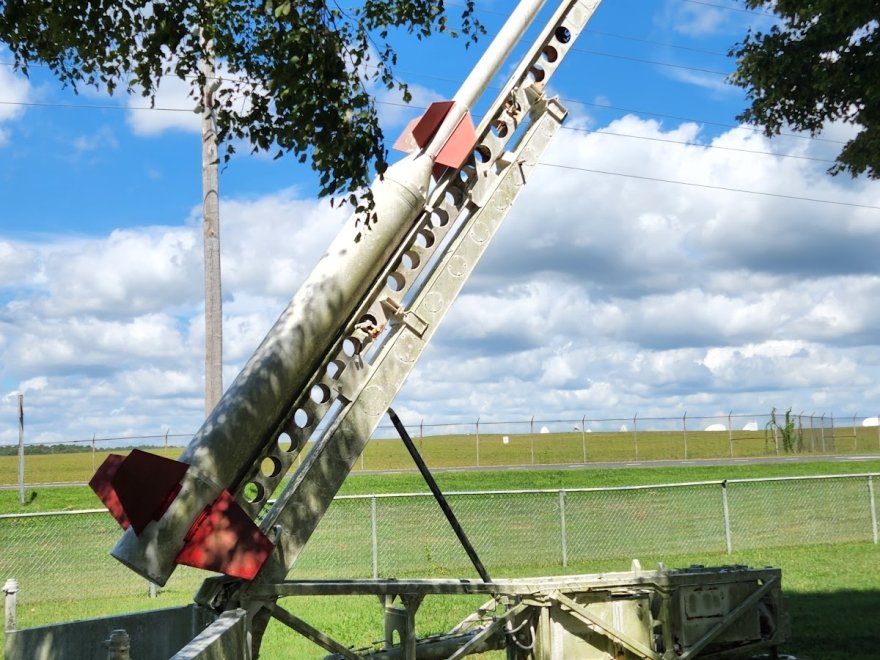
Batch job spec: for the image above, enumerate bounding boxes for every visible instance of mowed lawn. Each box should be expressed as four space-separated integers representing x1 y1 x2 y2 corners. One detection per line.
2 449 880 658
3 425 880 486
1 541 876 659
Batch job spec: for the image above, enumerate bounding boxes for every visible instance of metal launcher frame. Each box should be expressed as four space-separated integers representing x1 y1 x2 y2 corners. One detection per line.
4 1 789 658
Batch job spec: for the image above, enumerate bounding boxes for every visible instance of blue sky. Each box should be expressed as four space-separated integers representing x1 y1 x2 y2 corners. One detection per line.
2 0 880 446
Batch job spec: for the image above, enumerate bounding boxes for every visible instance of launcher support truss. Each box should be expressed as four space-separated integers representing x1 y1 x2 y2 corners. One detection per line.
224 564 786 660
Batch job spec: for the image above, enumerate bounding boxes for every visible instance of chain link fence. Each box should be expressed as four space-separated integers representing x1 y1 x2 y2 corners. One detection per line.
3 472 878 630
5 412 880 489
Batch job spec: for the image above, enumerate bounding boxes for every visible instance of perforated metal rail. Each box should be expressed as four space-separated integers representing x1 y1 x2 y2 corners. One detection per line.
232 0 604 584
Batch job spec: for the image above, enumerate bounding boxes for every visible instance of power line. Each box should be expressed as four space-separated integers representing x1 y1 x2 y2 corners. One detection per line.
562 125 837 164
679 0 774 16
0 99 190 112
582 28 729 57
445 1 732 58
4 97 864 210
0 96 845 166
2 42 733 80
570 46 730 76
377 98 838 164
561 97 847 145
538 162 880 211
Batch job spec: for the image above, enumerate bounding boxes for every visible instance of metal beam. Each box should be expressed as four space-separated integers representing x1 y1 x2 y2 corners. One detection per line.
446 602 530 660
270 604 363 660
551 591 661 659
388 408 492 584
677 577 779 660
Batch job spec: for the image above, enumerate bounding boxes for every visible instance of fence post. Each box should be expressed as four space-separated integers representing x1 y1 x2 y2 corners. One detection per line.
92 433 97 472
371 496 379 578
820 414 826 452
853 414 858 451
683 411 688 459
17 394 25 505
869 477 878 545
830 413 835 452
530 416 535 465
721 481 733 554
559 490 568 567
810 414 815 452
476 417 480 468
3 578 18 632
728 411 734 457
633 412 639 461
164 430 169 449
581 415 587 463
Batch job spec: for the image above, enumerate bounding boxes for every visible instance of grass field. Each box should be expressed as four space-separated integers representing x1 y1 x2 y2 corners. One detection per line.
3 438 880 657
5 457 880 514
3 542 876 659
3 425 879 487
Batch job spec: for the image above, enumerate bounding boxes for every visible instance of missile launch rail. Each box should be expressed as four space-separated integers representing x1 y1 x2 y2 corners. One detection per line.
4 0 788 658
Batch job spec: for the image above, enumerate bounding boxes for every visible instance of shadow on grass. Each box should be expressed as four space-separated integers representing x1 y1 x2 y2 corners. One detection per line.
783 590 879 660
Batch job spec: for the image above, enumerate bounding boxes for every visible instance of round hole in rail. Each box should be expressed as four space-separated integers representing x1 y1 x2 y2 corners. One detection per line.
445 186 464 207
358 312 378 329
415 228 435 248
491 119 509 139
402 250 421 270
542 45 559 63
474 145 492 164
343 336 362 357
260 456 282 479
387 271 406 292
293 407 311 428
243 481 265 504
431 209 450 228
555 26 572 43
277 432 293 452
529 65 546 83
326 359 346 379
311 383 331 404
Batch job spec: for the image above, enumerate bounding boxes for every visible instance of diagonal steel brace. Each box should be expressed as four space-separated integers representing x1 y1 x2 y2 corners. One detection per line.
551 591 661 659
678 577 780 660
269 604 363 660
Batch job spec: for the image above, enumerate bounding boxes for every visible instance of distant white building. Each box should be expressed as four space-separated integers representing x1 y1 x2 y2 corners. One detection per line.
704 423 726 432
862 417 879 427
742 422 759 431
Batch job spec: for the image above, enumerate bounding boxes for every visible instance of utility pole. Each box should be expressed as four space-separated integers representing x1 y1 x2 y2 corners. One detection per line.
201 21 222 416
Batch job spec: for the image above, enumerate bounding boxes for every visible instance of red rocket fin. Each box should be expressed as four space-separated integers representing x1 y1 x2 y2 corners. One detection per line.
394 100 477 171
434 110 477 170
89 449 189 534
175 490 274 580
89 453 130 530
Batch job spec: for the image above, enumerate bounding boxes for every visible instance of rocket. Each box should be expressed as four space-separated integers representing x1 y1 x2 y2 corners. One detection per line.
90 0 550 587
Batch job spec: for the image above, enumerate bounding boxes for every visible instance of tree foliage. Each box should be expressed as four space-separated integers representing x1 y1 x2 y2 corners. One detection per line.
730 0 880 179
0 0 482 201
